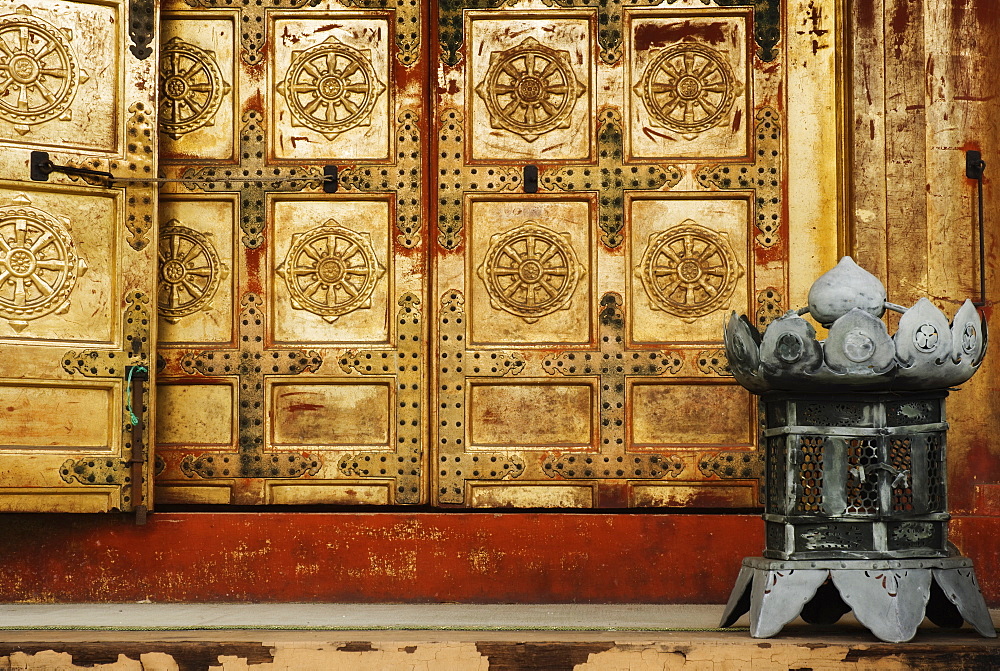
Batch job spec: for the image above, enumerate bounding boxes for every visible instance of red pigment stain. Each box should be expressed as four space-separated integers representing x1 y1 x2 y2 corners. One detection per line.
287 403 324 412
633 22 727 51
244 247 263 294
856 0 876 30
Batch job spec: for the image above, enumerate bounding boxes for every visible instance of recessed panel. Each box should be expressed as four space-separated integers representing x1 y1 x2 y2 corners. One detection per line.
469 198 592 345
632 483 757 507
270 15 391 161
156 384 234 446
155 485 233 505
0 1 120 152
630 382 752 447
0 187 118 344
160 15 236 161
269 381 392 448
270 197 391 345
626 10 750 160
628 194 749 343
0 382 115 450
157 197 235 344
469 484 595 508
267 483 391 505
467 13 593 162
469 382 594 449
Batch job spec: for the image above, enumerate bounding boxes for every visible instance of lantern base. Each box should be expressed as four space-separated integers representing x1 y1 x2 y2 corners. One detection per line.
721 556 997 643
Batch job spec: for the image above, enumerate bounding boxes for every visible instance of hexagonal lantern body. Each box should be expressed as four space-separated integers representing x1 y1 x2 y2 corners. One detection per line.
761 391 948 560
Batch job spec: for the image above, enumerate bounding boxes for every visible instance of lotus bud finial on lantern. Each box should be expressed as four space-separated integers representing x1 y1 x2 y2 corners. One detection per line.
719 256 995 643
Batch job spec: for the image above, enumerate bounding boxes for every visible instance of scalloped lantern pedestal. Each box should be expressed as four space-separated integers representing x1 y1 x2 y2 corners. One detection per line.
720 392 996 642
721 557 995 643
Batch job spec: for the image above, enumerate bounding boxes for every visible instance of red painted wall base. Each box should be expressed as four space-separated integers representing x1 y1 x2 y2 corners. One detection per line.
0 513 996 605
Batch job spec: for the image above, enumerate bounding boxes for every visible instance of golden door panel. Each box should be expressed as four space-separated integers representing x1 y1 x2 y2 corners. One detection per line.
268 195 391 344
159 13 237 161
0 2 120 152
431 1 786 508
467 196 593 345
157 196 235 344
0 186 118 343
155 1 427 506
627 193 750 344
269 14 392 162
625 10 751 161
466 12 594 163
0 0 158 512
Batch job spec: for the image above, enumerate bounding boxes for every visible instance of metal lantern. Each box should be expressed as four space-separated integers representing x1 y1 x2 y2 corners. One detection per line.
720 257 996 643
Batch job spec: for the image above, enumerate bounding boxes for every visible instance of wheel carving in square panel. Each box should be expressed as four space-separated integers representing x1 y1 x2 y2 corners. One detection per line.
159 15 236 161
0 2 118 152
0 188 118 344
468 197 593 346
270 196 391 345
626 10 750 161
157 197 235 345
628 194 749 344
270 15 391 161
467 13 593 163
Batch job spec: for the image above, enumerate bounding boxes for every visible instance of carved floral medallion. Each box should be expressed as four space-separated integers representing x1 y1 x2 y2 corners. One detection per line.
276 220 385 323
637 220 742 321
477 221 584 323
475 37 586 143
159 37 232 140
634 41 741 137
157 221 228 324
276 36 385 140
0 194 87 332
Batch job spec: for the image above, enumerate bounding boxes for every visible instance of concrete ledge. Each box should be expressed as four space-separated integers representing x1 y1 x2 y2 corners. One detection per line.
0 626 998 670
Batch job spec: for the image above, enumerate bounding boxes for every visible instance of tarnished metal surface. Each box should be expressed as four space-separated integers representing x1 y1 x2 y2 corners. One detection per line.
431 1 791 508
154 0 428 505
0 0 158 513
721 255 995 640
721 557 997 643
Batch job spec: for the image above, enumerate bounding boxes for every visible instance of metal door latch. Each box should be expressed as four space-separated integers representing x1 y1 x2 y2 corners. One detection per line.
30 151 114 184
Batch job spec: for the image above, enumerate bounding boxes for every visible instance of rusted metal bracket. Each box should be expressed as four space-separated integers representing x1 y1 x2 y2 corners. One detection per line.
126 365 149 525
522 165 538 193
967 150 987 307
128 0 155 60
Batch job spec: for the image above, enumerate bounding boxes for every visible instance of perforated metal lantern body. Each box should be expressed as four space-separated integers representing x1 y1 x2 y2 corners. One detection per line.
762 391 948 561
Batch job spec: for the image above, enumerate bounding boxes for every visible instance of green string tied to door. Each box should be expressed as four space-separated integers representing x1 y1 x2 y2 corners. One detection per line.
125 365 149 426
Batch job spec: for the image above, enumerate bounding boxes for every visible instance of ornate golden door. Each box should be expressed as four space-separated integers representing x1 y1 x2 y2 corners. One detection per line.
0 0 158 512
153 0 428 505
430 1 792 509
152 0 838 509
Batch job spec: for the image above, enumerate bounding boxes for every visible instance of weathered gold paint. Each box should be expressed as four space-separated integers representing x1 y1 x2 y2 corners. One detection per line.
269 381 392 447
629 383 753 447
0 0 158 512
156 384 235 445
431 1 842 508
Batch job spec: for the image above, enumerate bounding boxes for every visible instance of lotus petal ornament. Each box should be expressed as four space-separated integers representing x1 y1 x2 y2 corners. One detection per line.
951 299 987 366
724 311 765 392
721 257 987 391
824 308 896 375
760 313 823 378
